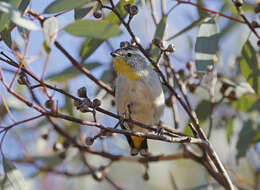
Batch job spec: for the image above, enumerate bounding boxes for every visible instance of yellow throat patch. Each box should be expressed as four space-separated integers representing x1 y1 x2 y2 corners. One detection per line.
113 57 140 80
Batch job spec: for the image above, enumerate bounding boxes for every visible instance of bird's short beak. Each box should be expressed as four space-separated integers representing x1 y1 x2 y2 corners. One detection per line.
110 50 120 57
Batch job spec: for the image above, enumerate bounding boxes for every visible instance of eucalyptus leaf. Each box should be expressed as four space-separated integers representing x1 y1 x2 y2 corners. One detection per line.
240 39 260 95
44 0 93 14
195 17 219 75
64 20 122 39
236 120 256 161
3 157 27 190
47 62 101 82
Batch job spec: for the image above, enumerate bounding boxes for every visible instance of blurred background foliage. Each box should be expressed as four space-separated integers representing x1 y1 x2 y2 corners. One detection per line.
0 0 260 189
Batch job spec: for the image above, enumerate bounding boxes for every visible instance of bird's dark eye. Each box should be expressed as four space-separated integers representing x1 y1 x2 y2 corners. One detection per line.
127 53 132 57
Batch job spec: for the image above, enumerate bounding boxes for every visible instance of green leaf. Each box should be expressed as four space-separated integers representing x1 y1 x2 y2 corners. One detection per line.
0 0 21 32
0 13 10 33
18 0 30 13
150 15 168 62
195 17 219 75
3 157 27 190
1 27 12 48
47 62 101 82
195 100 211 124
240 39 260 95
64 20 122 39
80 0 135 62
44 0 93 14
74 3 94 20
154 15 167 39
226 118 234 144
184 125 195 137
232 94 260 112
236 120 256 161
167 17 204 41
197 0 208 18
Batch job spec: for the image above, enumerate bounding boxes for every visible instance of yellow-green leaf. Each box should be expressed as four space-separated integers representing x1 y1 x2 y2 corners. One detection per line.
64 20 122 39
240 39 260 96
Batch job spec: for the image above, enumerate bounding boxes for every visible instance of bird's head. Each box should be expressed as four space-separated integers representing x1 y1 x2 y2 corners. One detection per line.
111 46 146 80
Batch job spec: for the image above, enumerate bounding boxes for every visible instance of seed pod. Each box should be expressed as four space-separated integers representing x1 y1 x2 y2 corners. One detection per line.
233 0 243 7
53 142 63 152
73 99 81 108
85 137 94 145
93 98 101 107
251 21 259 28
143 172 149 181
17 74 28 85
177 69 185 77
77 87 87 98
93 171 104 182
227 90 237 101
254 3 260 13
45 100 53 109
186 61 194 71
257 40 260 47
79 105 90 113
59 151 66 159
120 41 130 48
152 38 162 48
129 5 138 16
188 83 197 94
41 133 49 140
166 44 176 53
220 83 229 95
131 36 140 45
124 4 131 12
62 139 70 149
93 9 102 19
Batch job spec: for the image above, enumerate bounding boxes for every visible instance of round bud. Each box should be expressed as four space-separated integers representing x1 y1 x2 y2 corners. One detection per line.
45 100 53 109
166 44 176 53
85 137 94 145
188 83 197 94
227 90 237 101
41 133 49 140
124 4 131 12
93 171 104 182
254 3 260 13
143 172 149 181
234 0 243 7
77 87 87 98
131 36 140 45
17 74 28 85
62 139 70 149
74 100 81 108
93 9 102 19
93 98 101 107
177 69 185 77
129 5 138 16
165 96 172 107
251 21 259 28
152 38 162 48
120 41 130 48
111 99 116 106
257 40 260 48
220 83 229 95
59 151 66 159
79 105 89 113
53 142 63 152
186 61 194 72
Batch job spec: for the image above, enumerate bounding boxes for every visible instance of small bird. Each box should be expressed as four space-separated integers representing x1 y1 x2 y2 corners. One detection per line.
111 44 165 156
